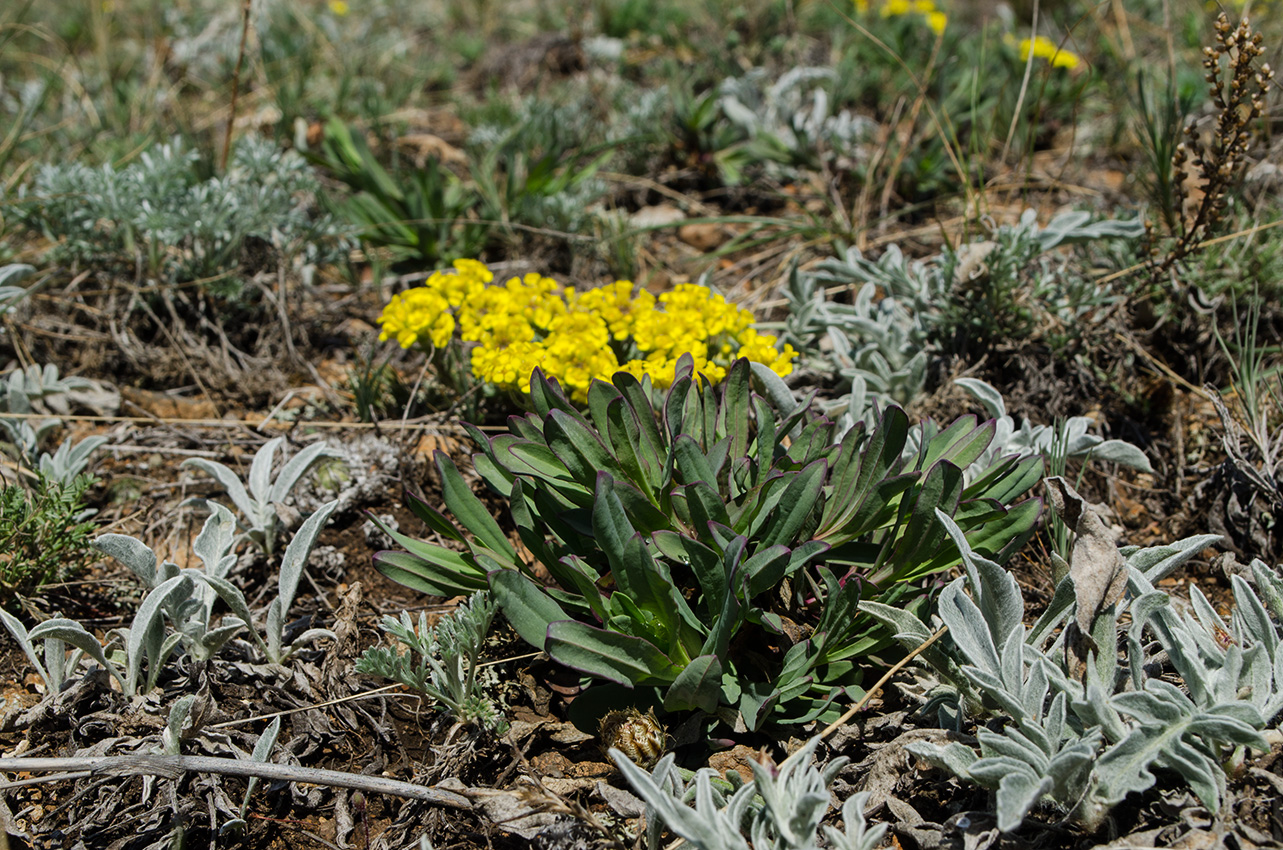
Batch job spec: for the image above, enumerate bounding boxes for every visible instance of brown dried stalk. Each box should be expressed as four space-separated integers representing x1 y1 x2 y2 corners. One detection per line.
1148 14 1274 287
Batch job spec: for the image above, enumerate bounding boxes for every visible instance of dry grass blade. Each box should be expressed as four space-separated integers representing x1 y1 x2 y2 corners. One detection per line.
0 755 473 808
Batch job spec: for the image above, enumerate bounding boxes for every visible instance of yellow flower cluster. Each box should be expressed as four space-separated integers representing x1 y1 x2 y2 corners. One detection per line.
857 0 947 36
378 260 797 402
1006 34 1081 70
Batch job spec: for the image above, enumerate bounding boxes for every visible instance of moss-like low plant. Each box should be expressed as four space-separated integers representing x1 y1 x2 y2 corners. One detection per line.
374 357 1042 728
0 475 97 598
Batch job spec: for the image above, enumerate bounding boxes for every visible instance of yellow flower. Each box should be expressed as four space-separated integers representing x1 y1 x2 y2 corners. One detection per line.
1009 34 1081 70
542 325 620 401
877 0 944 34
499 273 566 330
380 258 791 400
572 281 655 341
328 0 349 15
424 270 481 309
735 329 798 378
471 341 546 394
452 258 494 285
619 353 726 389
378 287 454 350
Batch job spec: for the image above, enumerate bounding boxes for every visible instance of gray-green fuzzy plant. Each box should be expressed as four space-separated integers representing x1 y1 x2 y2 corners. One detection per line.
718 67 875 177
945 378 1152 489
94 498 338 683
182 436 341 557
19 135 346 288
786 254 927 407
0 263 35 314
861 505 1277 832
612 735 885 850
220 716 282 839
356 591 507 733
0 606 91 694
783 211 1144 426
0 362 108 486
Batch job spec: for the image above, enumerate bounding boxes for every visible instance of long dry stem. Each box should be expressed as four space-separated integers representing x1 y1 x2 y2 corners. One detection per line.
220 0 253 173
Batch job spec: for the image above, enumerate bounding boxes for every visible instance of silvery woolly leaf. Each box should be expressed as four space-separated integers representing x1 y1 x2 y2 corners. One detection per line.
190 621 246 660
1080 439 1152 472
238 715 281 819
127 575 191 695
1096 679 1267 812
938 578 1001 678
28 618 127 696
1250 560 1283 621
181 457 259 527
996 772 1055 833
192 502 238 580
1122 535 1222 586
0 608 50 688
822 791 886 850
93 533 158 587
611 750 751 850
857 599 955 678
198 572 271 659
277 499 338 616
1232 573 1278 648
748 736 831 848
289 627 337 649
268 440 341 505
248 438 283 505
905 739 979 778
936 509 1023 646
955 378 1007 420
164 694 198 755
963 758 1050 833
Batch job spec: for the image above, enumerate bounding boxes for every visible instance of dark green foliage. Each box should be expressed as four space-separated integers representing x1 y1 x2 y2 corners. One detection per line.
374 357 1042 728
309 119 490 268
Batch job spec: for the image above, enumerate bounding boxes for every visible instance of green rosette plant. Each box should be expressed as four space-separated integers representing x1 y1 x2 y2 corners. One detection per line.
373 356 1043 728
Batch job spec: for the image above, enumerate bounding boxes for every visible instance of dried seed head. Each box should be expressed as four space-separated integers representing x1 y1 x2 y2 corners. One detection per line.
600 708 667 769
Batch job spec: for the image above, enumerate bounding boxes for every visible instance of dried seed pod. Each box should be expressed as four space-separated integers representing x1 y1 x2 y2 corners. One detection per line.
599 708 666 769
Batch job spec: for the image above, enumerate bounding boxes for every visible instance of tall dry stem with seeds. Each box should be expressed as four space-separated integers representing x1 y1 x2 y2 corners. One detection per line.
1147 13 1274 287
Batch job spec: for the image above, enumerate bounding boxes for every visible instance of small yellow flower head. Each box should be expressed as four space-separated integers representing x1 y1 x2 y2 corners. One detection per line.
471 341 547 394
378 287 454 350
499 273 566 330
547 311 612 350
425 270 480 309
1009 34 1081 70
543 323 620 401
328 0 349 15
877 0 946 33
619 354 725 389
452 258 494 285
735 328 798 378
572 281 655 341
